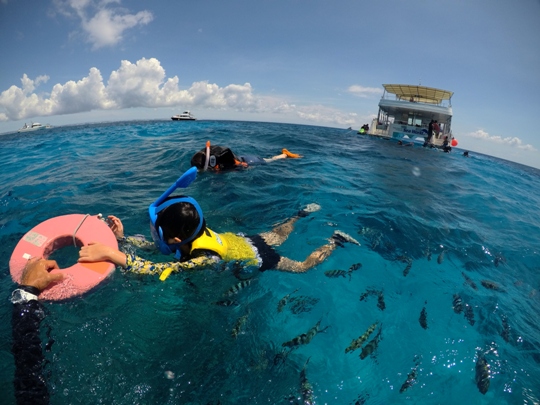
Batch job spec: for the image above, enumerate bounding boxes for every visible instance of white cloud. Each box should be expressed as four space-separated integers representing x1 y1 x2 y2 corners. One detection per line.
347 85 383 98
0 58 362 128
296 105 358 126
54 0 153 49
0 58 249 119
468 129 536 151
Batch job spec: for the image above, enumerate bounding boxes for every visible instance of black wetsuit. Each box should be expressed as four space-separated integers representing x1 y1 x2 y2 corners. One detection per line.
11 286 49 405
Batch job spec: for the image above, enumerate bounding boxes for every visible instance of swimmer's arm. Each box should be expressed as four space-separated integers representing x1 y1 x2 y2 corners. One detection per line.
120 235 156 251
79 243 219 275
125 254 220 275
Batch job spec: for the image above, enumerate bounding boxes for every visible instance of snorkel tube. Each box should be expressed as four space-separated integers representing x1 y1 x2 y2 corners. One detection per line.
203 140 211 171
148 166 204 260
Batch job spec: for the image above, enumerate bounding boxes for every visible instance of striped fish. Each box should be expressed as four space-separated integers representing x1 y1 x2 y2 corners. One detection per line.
461 272 478 290
452 294 463 314
475 354 490 394
282 319 328 348
324 269 349 279
300 357 314 405
359 327 382 360
277 288 299 312
224 279 253 296
348 262 362 272
214 299 239 307
231 313 249 338
345 322 378 354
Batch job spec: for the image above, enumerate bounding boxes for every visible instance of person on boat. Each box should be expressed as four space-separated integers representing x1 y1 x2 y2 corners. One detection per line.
190 143 301 172
11 258 64 405
78 169 360 277
433 120 440 139
423 120 435 147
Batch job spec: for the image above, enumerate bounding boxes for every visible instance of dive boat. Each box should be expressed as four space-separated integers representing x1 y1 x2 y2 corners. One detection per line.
367 84 453 146
171 111 196 121
18 123 52 133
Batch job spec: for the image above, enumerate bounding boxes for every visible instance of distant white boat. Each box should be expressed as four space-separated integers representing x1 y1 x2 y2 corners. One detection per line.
18 122 52 133
171 111 196 121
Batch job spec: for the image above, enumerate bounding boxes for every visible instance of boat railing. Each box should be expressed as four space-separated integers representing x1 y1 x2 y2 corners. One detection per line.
381 92 452 108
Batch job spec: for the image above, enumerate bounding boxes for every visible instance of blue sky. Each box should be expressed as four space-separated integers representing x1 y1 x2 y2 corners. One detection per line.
1 0 539 168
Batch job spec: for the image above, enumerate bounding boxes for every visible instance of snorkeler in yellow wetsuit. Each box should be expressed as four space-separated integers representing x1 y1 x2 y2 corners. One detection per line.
78 168 359 277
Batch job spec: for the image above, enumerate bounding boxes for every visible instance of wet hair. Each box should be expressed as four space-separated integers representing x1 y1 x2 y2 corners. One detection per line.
155 198 206 241
190 151 206 170
190 146 239 171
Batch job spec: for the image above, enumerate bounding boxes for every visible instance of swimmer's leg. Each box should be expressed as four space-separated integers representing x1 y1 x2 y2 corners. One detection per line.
260 203 321 246
275 230 360 273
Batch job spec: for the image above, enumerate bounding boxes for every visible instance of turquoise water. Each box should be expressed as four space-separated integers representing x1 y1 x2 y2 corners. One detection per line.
1 120 539 404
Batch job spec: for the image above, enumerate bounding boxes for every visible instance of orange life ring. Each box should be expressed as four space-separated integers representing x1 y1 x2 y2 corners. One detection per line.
9 214 118 301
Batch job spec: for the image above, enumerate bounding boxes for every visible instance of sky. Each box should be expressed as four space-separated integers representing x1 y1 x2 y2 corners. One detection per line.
1 0 540 169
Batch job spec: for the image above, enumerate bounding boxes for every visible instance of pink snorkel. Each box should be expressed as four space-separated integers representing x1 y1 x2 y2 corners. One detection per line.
203 140 210 171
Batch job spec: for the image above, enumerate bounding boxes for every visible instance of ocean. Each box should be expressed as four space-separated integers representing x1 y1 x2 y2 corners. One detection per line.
0 120 539 404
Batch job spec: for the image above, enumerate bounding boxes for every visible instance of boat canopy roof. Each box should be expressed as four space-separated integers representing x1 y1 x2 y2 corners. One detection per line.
383 84 453 105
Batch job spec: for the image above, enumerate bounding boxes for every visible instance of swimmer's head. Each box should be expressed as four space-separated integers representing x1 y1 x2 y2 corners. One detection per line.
155 198 206 242
191 151 206 170
150 197 206 257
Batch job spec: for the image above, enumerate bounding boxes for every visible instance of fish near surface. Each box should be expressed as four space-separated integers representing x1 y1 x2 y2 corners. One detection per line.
480 279 505 292
300 357 314 405
419 305 428 329
403 260 412 277
349 262 362 272
345 322 378 354
464 303 475 326
501 315 510 343
377 292 386 311
324 269 349 279
224 279 253 296
399 366 418 393
399 356 421 393
461 272 478 290
475 354 490 394
277 288 299 312
282 319 329 348
214 299 239 307
452 294 463 314
231 312 249 338
288 295 320 314
359 327 382 360
437 250 446 264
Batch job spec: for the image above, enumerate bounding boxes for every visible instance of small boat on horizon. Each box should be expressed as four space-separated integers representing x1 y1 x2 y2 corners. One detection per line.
171 111 196 121
18 122 53 133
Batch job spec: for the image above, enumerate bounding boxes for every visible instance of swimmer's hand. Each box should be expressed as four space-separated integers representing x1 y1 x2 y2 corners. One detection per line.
21 258 64 292
107 215 124 239
79 242 127 268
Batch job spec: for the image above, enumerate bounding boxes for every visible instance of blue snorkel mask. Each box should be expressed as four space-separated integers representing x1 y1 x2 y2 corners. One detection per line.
148 167 204 259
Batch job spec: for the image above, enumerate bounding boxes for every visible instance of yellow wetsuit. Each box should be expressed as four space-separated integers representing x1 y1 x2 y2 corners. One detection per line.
121 228 279 276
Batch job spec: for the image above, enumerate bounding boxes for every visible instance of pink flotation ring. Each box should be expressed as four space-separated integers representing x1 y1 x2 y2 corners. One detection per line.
9 214 118 301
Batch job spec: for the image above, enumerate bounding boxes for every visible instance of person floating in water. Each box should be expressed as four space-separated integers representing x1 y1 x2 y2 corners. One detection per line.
11 258 64 405
441 136 452 153
78 168 360 277
190 142 301 172
463 151 469 157
358 124 369 134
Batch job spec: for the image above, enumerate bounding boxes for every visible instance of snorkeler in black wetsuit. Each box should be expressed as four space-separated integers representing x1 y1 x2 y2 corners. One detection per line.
11 258 63 405
190 143 301 171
